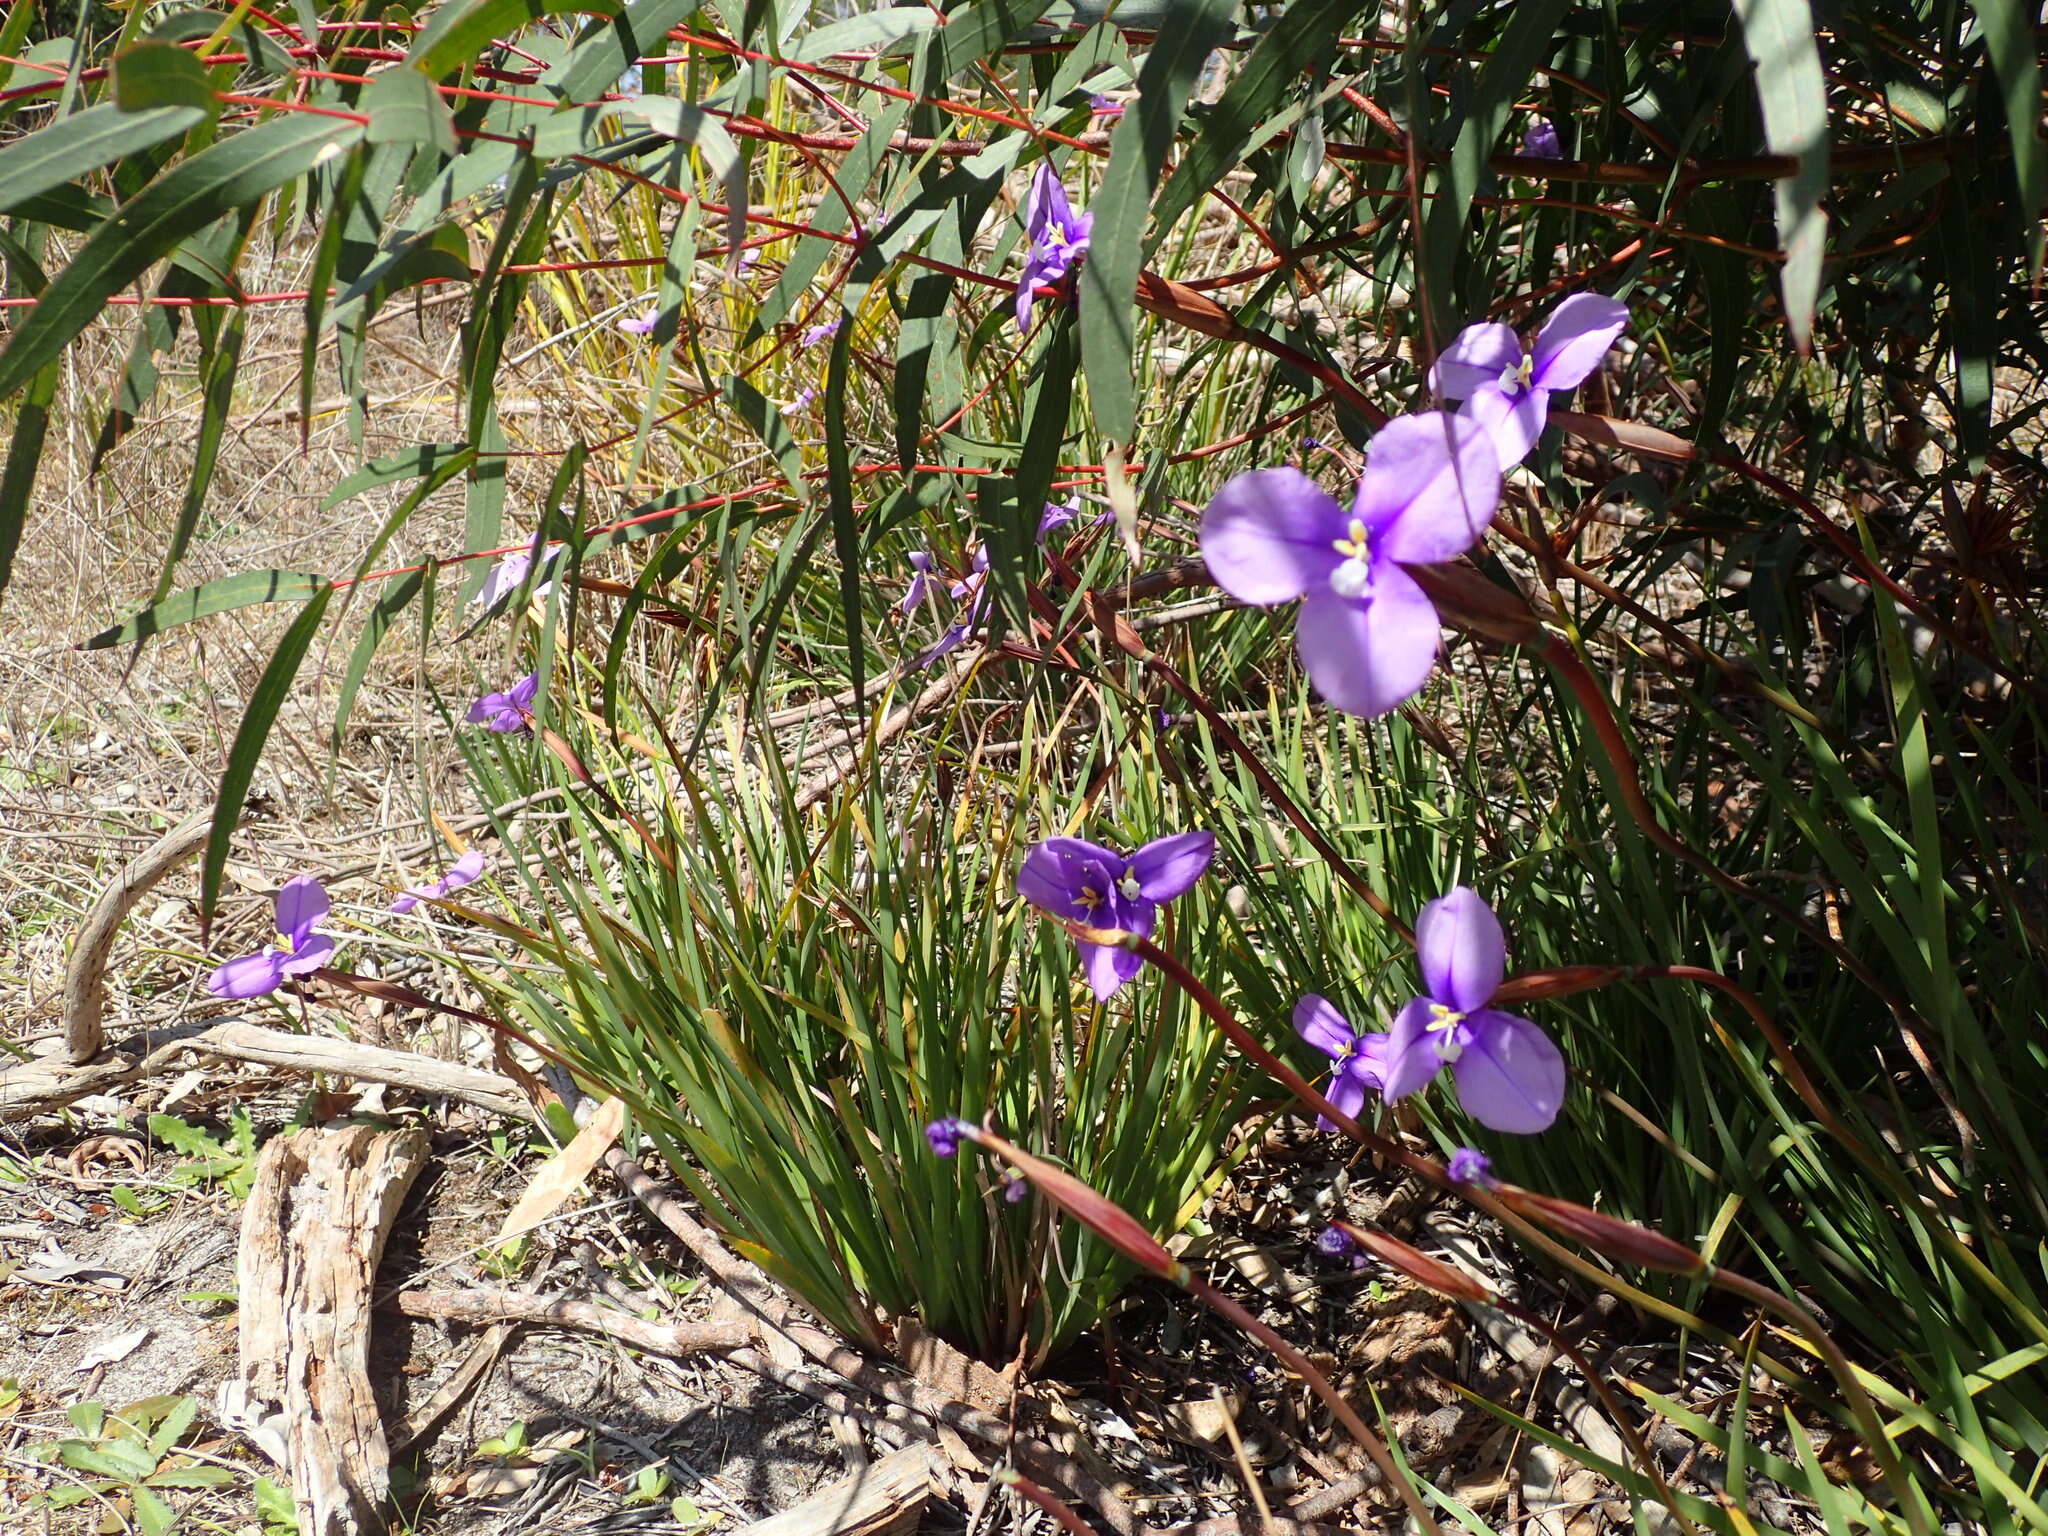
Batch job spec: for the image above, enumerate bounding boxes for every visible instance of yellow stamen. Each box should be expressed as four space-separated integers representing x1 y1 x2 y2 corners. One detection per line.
1330 517 1371 561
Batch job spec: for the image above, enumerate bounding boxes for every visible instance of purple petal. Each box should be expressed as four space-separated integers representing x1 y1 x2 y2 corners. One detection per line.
388 891 425 916
1128 830 1215 902
1429 321 1521 401
1015 273 1038 332
1199 468 1347 604
1522 120 1563 160
474 551 533 609
1452 1010 1566 1133
1460 381 1550 473
1353 412 1501 565
274 876 329 942
467 690 509 724
445 849 486 888
1529 293 1628 393
1080 939 1138 999
274 933 334 977
1293 565 1443 718
1320 1067 1368 1129
911 625 969 670
1350 1030 1392 1090
508 671 541 710
1415 885 1505 1012
1293 993 1355 1062
1026 160 1069 241
1378 995 1445 1102
207 951 287 999
618 309 659 336
1017 837 1125 920
1447 1146 1495 1184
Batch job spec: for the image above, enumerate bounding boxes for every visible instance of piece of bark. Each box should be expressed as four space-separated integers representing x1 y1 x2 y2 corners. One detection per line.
64 810 220 1063
731 1445 935 1536
239 1126 429 1536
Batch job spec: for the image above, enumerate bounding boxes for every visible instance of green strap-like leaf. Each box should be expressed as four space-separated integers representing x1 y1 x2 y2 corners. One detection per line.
201 583 335 927
410 0 622 82
1077 0 1240 444
0 111 364 398
0 102 207 217
822 314 865 707
110 38 219 117
79 570 326 650
1964 0 2045 267
362 65 458 155
332 567 422 754
1732 0 1830 350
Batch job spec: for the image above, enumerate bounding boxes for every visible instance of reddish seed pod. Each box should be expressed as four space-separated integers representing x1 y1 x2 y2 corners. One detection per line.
1339 1223 1496 1304
1497 1188 1705 1274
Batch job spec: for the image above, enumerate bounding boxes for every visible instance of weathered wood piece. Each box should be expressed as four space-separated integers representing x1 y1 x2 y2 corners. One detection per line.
63 809 219 1063
730 1444 935 1536
238 1125 428 1536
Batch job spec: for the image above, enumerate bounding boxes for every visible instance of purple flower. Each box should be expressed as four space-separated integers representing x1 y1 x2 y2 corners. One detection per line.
467 671 540 734
207 876 334 999
910 548 991 670
926 1118 976 1157
1295 995 1391 1130
618 307 659 336
470 545 558 611
1200 412 1502 718
1447 1146 1496 1186
1037 496 1110 541
1016 161 1092 331
1316 1225 1357 1260
1301 435 1322 452
1380 888 1566 1134
781 386 819 416
1089 94 1124 118
1016 832 1215 999
1522 118 1563 160
1430 293 1629 472
900 551 934 614
390 849 487 915
800 315 843 347
1002 1174 1030 1204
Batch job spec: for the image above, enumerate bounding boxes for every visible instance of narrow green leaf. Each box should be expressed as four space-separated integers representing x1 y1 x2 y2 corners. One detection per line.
1077 0 1239 443
321 442 472 512
627 97 740 181
823 317 863 706
0 102 206 216
547 0 697 104
1149 0 1348 248
110 39 219 117
0 354 56 606
790 6 936 61
79 570 325 650
722 377 804 494
0 112 364 397
1965 0 2044 265
154 304 247 599
1732 0 1830 349
333 568 422 754
201 584 335 927
362 65 458 156
410 0 621 82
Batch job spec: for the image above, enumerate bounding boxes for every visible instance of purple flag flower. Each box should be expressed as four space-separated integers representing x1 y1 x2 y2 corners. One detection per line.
925 1118 977 1157
1037 495 1111 541
910 547 991 669
1522 118 1563 160
1294 994 1391 1129
1016 161 1092 331
1380 887 1566 1134
1200 411 1502 717
618 307 659 336
1016 832 1216 999
468 671 540 734
207 876 334 999
1447 1146 1497 1186
781 386 819 416
390 850 487 915
800 315 844 347
899 551 934 614
1316 1225 1357 1260
470 544 559 611
1430 293 1629 472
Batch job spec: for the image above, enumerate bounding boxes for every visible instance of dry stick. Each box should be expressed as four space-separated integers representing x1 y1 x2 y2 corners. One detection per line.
793 653 978 814
385 1287 751 1354
0 1017 530 1122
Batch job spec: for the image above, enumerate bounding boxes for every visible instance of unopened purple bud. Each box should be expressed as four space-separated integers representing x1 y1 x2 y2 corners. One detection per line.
1316 1226 1356 1260
800 316 844 347
1522 119 1564 160
1448 1147 1496 1186
1301 435 1322 451
925 1118 972 1157
1003 1176 1029 1204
